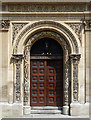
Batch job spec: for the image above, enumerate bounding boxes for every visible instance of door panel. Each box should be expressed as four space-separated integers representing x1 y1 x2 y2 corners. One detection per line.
30 59 63 106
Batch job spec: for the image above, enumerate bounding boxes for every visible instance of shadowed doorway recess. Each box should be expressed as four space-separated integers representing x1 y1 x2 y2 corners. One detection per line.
30 38 63 106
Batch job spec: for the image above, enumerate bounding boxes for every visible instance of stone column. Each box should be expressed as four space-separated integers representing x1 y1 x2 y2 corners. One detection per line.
63 50 70 115
23 46 31 115
70 54 81 102
70 54 81 115
12 54 23 102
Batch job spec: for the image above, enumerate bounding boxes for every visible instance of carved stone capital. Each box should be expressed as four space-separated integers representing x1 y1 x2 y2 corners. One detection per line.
70 54 81 64
82 19 91 29
12 54 24 63
0 20 10 29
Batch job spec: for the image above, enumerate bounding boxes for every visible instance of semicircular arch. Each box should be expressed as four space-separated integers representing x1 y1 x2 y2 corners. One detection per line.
13 21 80 54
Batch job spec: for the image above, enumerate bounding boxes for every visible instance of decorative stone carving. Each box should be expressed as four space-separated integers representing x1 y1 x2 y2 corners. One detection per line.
14 21 78 54
16 63 21 101
24 46 30 105
23 30 71 108
12 23 28 44
66 23 82 44
0 20 10 29
82 19 91 29
70 54 81 101
12 54 23 102
6 4 86 12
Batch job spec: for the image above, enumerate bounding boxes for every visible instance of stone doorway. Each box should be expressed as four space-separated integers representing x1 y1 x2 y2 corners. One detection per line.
30 38 63 107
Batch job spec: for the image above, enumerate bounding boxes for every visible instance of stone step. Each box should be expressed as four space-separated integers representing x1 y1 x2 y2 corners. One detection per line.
31 110 62 114
31 106 62 110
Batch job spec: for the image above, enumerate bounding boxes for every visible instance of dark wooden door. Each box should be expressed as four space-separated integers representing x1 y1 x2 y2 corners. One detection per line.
30 59 63 106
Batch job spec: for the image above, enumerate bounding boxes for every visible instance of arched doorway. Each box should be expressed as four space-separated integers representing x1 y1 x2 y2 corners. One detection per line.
30 38 63 107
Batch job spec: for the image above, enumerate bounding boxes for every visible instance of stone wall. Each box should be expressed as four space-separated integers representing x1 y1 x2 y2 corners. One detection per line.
0 1 91 118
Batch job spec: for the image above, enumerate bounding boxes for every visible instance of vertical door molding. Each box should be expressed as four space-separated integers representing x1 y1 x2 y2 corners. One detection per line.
63 47 70 115
23 46 31 106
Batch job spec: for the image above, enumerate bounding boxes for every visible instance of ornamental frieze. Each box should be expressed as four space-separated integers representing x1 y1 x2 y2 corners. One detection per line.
2 4 87 12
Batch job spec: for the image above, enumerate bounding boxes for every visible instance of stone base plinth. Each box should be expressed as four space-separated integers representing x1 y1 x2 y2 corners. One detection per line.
63 106 69 115
70 102 89 116
0 103 23 118
23 106 31 115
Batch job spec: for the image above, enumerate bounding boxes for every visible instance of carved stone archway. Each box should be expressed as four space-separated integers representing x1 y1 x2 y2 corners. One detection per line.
23 30 80 115
12 21 81 115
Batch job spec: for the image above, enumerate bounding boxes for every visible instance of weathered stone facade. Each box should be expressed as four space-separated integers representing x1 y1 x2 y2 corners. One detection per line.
0 0 91 118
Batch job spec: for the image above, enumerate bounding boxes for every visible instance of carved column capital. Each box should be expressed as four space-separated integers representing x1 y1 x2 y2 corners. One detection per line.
81 19 91 29
0 20 10 30
11 54 24 63
70 54 81 64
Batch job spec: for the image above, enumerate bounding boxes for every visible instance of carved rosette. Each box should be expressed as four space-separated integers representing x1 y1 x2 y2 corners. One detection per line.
12 54 23 102
0 20 10 29
24 46 30 106
70 54 81 101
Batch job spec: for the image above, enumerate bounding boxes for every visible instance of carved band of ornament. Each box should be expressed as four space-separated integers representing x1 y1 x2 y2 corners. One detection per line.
5 4 86 12
16 63 21 101
14 21 78 53
0 20 10 29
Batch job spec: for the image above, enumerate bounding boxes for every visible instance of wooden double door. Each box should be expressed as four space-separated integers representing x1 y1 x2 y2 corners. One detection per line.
30 59 63 106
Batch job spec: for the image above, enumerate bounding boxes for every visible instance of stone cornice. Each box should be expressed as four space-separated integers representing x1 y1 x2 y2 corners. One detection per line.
1 12 91 16
1 0 91 3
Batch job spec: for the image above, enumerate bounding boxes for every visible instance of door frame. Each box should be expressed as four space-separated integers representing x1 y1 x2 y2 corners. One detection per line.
22 30 80 115
30 57 63 106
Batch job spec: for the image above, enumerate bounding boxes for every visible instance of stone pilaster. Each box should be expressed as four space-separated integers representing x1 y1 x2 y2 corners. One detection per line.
11 54 23 102
70 54 81 102
23 46 31 114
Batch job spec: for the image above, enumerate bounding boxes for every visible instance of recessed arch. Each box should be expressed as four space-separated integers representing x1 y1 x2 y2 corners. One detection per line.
12 21 81 115
13 21 81 54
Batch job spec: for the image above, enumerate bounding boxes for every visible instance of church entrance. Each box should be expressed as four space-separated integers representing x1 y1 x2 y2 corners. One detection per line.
30 38 63 107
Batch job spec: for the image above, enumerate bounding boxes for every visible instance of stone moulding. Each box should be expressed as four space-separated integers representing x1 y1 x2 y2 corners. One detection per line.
23 30 71 111
13 21 79 54
1 4 87 12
